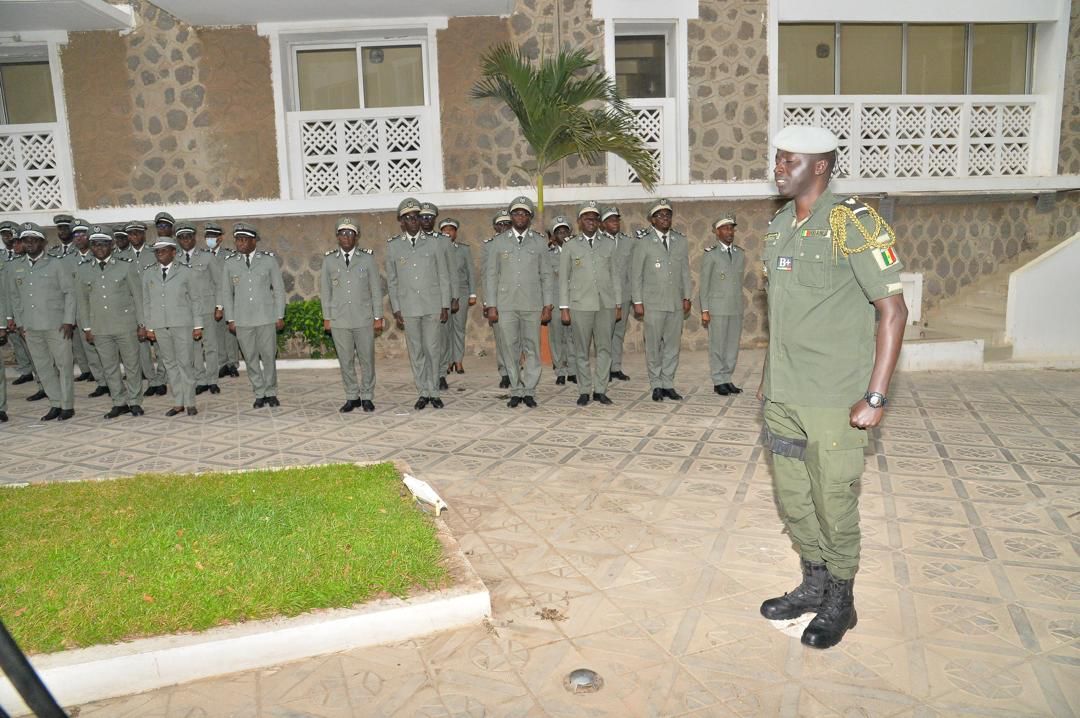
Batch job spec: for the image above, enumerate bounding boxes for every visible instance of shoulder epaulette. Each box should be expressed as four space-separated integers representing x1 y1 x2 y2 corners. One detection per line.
704 245 716 252
77 257 92 266
115 256 132 262
456 242 468 247
828 199 896 259
483 237 494 243
360 248 373 255
257 250 275 257
324 249 336 256
226 253 243 260
144 262 156 271
387 235 398 243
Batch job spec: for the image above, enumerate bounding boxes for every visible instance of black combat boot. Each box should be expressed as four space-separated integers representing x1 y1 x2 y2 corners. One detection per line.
760 558 827 620
801 574 857 649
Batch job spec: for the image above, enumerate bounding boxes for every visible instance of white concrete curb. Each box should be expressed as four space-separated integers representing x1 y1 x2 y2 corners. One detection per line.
0 517 489 715
897 338 985 372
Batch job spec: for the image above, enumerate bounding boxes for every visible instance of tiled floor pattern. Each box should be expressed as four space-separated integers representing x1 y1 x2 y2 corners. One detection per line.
3 350 1078 717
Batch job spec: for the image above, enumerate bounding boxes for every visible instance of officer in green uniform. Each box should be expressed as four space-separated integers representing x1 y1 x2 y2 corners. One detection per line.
484 196 553 408
482 211 513 388
154 211 176 240
50 214 75 257
546 216 576 386
76 226 146 418
142 237 201 416
112 225 130 253
699 212 745 396
439 218 476 375
419 202 454 391
0 222 36 386
385 198 451 410
757 125 908 649
121 221 167 396
175 223 222 395
320 217 383 413
220 223 286 408
63 219 107 391
560 201 622 406
7 223 76 421
203 222 239 379
631 199 691 401
601 206 634 382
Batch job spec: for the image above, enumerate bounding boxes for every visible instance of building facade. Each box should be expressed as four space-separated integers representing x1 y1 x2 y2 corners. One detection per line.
1 0 1077 357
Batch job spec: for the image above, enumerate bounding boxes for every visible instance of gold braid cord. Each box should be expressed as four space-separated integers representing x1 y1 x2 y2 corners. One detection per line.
828 202 897 261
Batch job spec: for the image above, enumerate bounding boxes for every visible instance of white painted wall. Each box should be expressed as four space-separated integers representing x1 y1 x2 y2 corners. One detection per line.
1006 231 1080 360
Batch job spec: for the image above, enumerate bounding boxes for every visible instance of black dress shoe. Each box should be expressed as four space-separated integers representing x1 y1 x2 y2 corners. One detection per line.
714 384 730 395
26 390 47 402
148 385 166 396
555 376 566 385
664 388 683 401
104 405 130 419
592 393 613 405
567 375 577 384
195 385 208 395
253 398 266 408
0 411 6 422
218 366 229 378
88 386 110 398
74 371 92 382
455 365 464 375
439 377 449 391
522 396 537 408
339 400 356 413
129 406 145 416
431 398 445 409
186 407 198 416
58 409 74 421
41 407 61 421
652 388 663 401
360 400 375 412
166 407 184 417
414 397 429 410
228 366 240 377
208 384 220 394
265 396 280 407
507 396 521 408
724 383 743 394
13 374 34 385
610 370 630 381
499 375 511 389
576 393 590 406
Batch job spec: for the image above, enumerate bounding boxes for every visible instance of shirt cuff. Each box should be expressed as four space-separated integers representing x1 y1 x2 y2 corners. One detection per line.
469 294 476 298
374 316 383 320
559 305 569 310
83 327 91 331
194 326 203 331
215 305 223 310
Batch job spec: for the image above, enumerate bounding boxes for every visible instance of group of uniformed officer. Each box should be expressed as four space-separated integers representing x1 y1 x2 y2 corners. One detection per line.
0 213 284 420
0 194 749 420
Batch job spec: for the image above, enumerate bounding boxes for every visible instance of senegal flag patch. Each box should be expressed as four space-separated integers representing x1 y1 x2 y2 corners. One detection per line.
800 229 830 237
873 246 899 271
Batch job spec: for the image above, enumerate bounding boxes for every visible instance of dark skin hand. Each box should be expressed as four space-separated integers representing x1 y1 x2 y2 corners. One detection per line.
540 305 553 325
60 323 74 339
486 307 499 324
394 311 405 330
440 308 449 323
451 298 459 314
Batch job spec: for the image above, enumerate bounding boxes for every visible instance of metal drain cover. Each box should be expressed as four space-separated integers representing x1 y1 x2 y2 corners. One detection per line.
564 668 603 694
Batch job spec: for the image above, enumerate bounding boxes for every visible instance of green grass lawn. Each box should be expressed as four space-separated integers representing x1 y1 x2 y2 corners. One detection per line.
0 463 448 655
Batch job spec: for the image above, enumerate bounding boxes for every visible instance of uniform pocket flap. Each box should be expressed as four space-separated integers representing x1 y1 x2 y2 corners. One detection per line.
825 430 869 451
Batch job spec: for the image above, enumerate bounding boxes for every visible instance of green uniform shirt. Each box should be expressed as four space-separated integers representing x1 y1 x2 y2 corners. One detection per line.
698 243 745 316
484 229 553 311
762 191 905 407
219 251 286 327
449 242 476 300
7 254 75 330
76 255 144 333
559 234 621 310
384 232 451 318
320 248 383 329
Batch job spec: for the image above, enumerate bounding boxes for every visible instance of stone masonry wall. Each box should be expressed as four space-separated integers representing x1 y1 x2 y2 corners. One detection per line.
689 0 770 182
172 192 1078 362
1058 0 1080 174
62 0 277 208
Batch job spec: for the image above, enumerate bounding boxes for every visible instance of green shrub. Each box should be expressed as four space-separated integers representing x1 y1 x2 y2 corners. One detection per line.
278 298 336 358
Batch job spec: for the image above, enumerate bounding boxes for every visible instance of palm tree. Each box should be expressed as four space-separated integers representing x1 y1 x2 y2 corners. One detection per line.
470 42 658 213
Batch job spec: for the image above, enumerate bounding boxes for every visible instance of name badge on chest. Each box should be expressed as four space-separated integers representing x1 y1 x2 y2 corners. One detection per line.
776 256 793 272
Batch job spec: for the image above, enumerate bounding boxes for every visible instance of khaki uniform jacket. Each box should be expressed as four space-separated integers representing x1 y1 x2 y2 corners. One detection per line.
762 191 905 407
219 251 286 327
320 248 383 329
698 244 745 316
76 256 144 333
630 227 691 311
559 234 621 311
142 262 201 330
449 242 476 300
385 232 451 317
115 246 152 266
483 229 553 311
607 231 634 304
6 254 75 330
178 249 222 315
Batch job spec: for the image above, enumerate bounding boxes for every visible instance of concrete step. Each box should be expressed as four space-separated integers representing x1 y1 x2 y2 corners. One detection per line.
929 306 1004 331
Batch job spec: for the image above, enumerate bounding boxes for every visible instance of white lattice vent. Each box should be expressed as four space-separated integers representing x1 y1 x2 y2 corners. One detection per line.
0 127 66 213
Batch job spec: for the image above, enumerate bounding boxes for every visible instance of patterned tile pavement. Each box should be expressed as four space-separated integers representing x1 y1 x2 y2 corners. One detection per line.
4 349 1079 718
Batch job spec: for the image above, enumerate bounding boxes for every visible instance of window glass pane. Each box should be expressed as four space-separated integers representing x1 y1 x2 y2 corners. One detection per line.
907 25 965 94
1 62 56 124
840 24 902 94
361 45 424 108
296 49 360 111
972 24 1029 94
614 36 666 98
778 24 834 94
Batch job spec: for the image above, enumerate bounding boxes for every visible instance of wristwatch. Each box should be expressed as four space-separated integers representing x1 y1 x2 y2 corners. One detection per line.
864 391 888 409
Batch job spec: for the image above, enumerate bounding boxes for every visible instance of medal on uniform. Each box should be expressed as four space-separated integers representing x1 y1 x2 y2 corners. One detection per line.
777 256 793 271
574 257 582 267
654 258 661 268
232 276 240 284
719 272 726 280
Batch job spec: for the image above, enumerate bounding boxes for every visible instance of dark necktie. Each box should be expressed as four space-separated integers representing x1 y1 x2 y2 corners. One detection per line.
162 267 167 282
345 252 350 267
588 237 593 249
245 255 251 268
662 235 669 252
100 261 107 271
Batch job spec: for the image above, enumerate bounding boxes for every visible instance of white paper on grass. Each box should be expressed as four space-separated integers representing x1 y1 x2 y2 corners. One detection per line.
402 474 448 516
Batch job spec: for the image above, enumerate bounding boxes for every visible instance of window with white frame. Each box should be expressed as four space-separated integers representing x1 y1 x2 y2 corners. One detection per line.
610 23 678 185
279 30 439 199
0 43 70 213
779 22 1039 180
